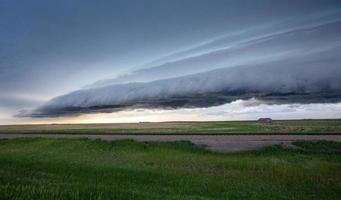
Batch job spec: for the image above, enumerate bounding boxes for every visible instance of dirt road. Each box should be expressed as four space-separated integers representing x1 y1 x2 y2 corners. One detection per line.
1 134 340 152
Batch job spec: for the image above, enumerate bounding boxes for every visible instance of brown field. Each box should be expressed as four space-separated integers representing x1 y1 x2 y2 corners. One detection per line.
1 119 341 134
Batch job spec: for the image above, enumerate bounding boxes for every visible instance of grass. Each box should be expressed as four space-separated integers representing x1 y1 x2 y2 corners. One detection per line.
0 138 340 199
1 119 341 134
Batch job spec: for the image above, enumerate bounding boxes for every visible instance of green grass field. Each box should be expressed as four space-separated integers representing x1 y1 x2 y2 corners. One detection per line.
0 138 340 199
1 119 341 134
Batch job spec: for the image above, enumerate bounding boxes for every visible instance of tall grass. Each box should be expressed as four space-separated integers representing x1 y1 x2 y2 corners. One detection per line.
0 138 340 199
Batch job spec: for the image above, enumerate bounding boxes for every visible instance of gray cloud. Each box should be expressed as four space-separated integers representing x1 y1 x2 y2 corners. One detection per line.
87 14 341 88
18 46 341 117
1 0 341 123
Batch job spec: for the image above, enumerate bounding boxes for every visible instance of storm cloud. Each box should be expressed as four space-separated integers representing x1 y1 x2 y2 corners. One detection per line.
19 49 341 117
2 0 341 122
19 13 341 118
88 13 341 87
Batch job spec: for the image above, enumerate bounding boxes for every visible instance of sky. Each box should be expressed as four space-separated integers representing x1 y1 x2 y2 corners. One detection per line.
1 0 341 124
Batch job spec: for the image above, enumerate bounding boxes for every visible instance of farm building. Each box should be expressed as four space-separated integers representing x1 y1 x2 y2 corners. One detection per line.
257 118 273 124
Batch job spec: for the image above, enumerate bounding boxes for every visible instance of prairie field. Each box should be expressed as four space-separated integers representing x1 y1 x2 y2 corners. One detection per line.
0 138 340 200
1 119 341 134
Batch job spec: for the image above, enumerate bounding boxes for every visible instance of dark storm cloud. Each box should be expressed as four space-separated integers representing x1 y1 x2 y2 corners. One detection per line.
19 44 341 117
1 0 341 120
88 14 341 87
2 0 341 94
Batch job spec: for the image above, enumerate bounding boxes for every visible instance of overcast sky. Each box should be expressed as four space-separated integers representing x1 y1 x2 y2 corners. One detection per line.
1 0 341 124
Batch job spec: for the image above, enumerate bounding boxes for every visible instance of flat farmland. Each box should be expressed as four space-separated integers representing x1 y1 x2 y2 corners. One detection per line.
1 120 341 199
1 119 341 134
0 139 340 200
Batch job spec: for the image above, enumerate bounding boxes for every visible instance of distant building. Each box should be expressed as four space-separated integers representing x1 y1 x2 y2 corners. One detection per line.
257 118 273 124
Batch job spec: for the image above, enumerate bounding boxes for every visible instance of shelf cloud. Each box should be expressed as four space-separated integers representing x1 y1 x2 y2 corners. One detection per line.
4 1 340 122
87 16 341 88
18 46 341 117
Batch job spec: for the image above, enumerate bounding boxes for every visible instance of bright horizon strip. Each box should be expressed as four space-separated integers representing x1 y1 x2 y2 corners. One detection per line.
3 99 341 125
